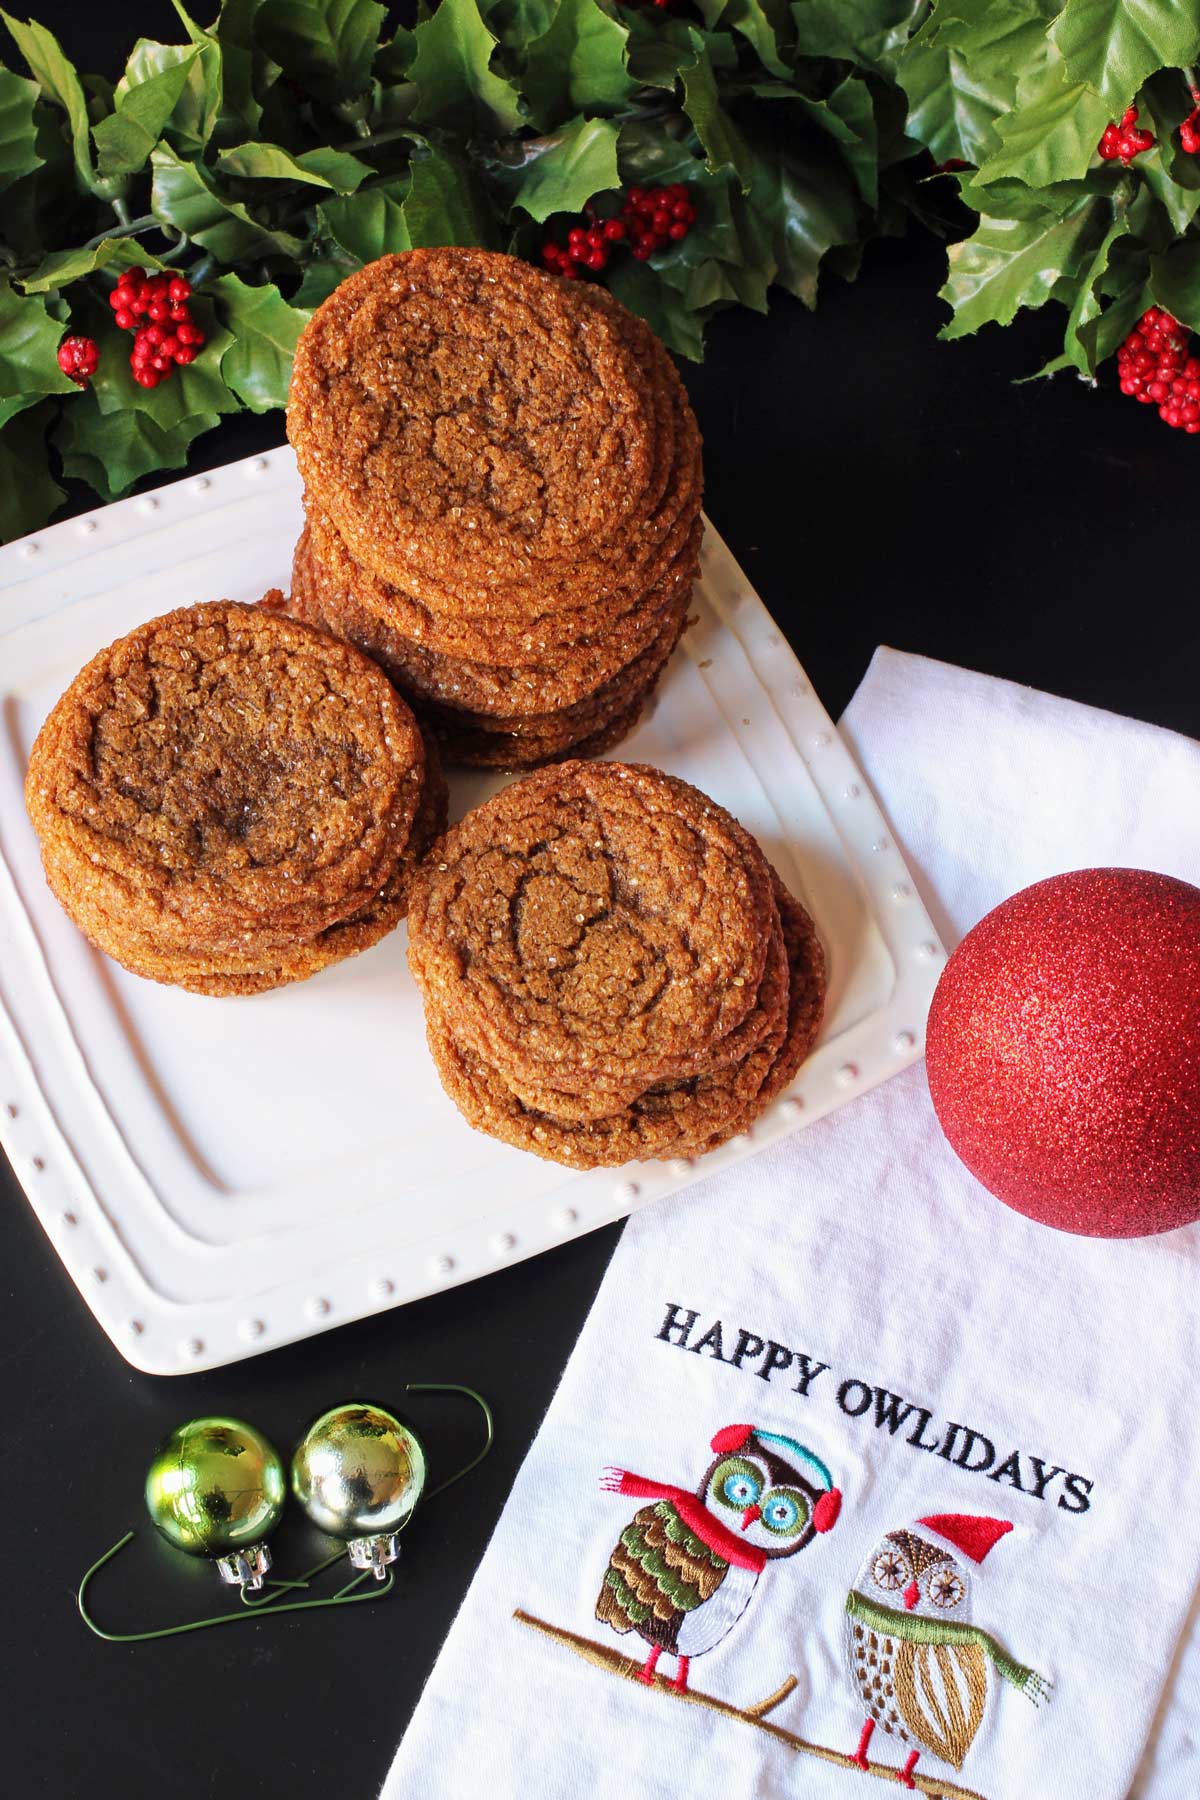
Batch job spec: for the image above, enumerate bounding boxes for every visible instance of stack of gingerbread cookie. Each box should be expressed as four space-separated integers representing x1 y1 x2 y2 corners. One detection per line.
285 248 703 769
25 601 446 995
406 761 825 1167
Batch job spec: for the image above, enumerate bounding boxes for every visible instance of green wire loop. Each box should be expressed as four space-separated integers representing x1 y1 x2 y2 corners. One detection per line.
406 1383 494 1502
77 1534 392 1642
77 1384 493 1644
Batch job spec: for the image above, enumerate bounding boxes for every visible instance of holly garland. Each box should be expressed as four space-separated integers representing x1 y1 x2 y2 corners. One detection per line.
3 0 1200 544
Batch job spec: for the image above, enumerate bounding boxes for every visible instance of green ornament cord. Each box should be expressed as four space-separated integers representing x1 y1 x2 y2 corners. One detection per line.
77 1384 494 1644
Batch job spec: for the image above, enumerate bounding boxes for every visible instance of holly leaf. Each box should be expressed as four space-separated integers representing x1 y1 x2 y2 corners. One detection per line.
0 277 75 429
1056 207 1134 371
898 1 1051 171
733 120 862 306
410 0 524 136
405 141 499 244
0 64 41 192
486 0 555 48
210 0 274 137
257 0 384 103
682 32 754 192
797 74 878 208
1076 247 1152 365
973 42 1114 188
521 0 637 131
622 13 700 89
718 0 793 80
215 140 367 190
511 114 620 222
92 44 200 177
209 273 309 412
938 195 1108 338
55 392 221 502
319 178 412 262
1049 0 1200 116
292 258 354 306
1150 239 1200 331
1 11 93 189
618 120 706 190
790 0 926 76
151 142 305 260
116 37 222 157
605 257 706 360
0 401 63 542
20 236 167 294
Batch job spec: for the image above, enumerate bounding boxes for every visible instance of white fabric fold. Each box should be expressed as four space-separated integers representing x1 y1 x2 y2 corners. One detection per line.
382 648 1200 1800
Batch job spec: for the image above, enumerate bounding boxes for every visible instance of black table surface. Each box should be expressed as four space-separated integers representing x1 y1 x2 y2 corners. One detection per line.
4 13 1198 1793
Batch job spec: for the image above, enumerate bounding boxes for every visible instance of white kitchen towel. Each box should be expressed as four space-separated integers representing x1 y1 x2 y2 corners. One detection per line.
382 649 1200 1800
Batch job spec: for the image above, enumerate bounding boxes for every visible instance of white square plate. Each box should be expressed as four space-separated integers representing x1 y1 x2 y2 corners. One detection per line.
0 451 944 1373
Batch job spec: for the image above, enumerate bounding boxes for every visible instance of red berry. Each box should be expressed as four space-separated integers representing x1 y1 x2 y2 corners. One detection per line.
147 301 168 322
151 354 171 372
668 183 687 202
652 209 671 232
123 266 144 286
627 187 645 207
160 335 179 359
584 249 606 271
175 323 199 346
568 227 586 248
168 277 191 302
114 308 134 331
668 221 688 240
133 367 160 388
603 219 625 241
57 334 99 383
173 345 196 365
541 245 561 268
632 242 652 261
586 227 605 250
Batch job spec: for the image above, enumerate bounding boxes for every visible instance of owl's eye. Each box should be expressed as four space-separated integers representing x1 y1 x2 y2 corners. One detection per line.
928 1566 965 1609
759 1487 810 1537
871 1549 909 1591
711 1456 762 1511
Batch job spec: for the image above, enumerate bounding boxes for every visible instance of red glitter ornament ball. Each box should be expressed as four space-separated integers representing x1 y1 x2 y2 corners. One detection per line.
925 868 1200 1238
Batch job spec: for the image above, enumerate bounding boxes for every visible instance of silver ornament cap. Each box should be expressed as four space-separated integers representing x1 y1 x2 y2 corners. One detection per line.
291 1402 427 1579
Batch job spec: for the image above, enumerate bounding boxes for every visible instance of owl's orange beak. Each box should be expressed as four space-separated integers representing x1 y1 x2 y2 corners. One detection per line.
740 1504 761 1531
903 1579 920 1611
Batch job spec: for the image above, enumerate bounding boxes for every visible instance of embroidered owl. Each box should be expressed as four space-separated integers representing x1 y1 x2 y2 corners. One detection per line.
845 1513 1050 1790
596 1422 841 1693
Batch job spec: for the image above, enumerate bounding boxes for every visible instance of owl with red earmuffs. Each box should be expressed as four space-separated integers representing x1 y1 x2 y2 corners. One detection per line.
595 1422 842 1692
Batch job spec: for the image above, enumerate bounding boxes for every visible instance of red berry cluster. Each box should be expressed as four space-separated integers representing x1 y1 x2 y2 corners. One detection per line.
540 185 696 278
1098 106 1154 165
1117 308 1200 432
57 334 99 386
542 216 627 277
107 267 205 389
621 185 697 260
1181 90 1200 154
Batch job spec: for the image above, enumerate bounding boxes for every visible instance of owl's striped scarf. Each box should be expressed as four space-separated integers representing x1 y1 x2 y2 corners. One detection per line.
845 1590 1050 1702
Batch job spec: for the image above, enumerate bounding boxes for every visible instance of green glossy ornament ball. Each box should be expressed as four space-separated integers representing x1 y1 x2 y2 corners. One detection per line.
145 1417 287 1559
291 1403 427 1540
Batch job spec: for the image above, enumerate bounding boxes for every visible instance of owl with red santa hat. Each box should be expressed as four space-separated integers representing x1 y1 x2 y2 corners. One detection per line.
595 1422 842 1694
845 1512 1051 1789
